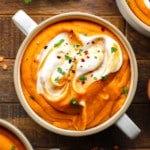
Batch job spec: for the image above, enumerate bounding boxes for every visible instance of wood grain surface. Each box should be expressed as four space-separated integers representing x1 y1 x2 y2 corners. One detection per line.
0 0 150 149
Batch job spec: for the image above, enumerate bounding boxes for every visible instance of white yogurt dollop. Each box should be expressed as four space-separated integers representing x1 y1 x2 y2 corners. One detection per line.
36 32 123 101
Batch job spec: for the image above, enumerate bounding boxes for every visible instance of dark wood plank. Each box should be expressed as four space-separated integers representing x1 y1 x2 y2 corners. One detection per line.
0 16 25 59
135 60 150 103
126 24 150 60
0 59 18 102
0 0 120 15
0 103 150 149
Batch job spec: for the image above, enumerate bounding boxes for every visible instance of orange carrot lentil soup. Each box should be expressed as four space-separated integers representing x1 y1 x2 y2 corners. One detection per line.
127 0 150 26
21 20 131 130
0 127 26 150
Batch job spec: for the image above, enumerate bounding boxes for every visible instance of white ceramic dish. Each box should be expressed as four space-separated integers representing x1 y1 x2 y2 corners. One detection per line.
116 0 150 37
0 119 33 150
12 10 141 139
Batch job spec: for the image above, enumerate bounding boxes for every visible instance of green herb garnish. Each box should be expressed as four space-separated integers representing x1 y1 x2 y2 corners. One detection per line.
70 98 79 108
84 32 88 36
79 75 87 82
24 0 31 3
54 76 59 82
102 75 108 80
79 49 83 53
57 67 66 75
54 39 65 47
65 55 72 60
74 44 80 48
11 146 16 150
69 65 73 71
94 56 98 59
122 86 128 96
111 47 117 53
93 77 97 80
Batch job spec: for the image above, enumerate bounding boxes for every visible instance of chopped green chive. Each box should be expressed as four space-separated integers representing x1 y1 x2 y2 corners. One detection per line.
29 95 35 100
93 77 97 80
24 0 31 3
70 98 77 105
111 47 117 53
102 75 108 80
79 49 83 53
122 86 128 96
69 65 73 71
57 67 66 75
65 55 72 60
11 145 16 150
54 76 59 82
70 98 79 108
54 39 65 47
79 75 87 82
84 32 88 36
94 56 98 59
74 44 80 48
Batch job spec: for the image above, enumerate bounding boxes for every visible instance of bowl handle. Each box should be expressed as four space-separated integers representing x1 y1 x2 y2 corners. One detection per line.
116 113 141 139
12 10 37 36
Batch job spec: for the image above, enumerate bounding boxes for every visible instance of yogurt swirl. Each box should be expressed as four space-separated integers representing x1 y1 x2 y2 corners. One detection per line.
36 31 123 102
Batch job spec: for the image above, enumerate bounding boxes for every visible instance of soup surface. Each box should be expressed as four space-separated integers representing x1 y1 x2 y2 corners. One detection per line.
21 20 131 130
0 126 26 150
127 0 150 25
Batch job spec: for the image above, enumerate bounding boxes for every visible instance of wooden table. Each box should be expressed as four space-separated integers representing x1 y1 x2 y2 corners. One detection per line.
0 0 150 149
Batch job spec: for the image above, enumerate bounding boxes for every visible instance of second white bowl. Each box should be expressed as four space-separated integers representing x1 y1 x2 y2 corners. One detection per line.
116 0 150 37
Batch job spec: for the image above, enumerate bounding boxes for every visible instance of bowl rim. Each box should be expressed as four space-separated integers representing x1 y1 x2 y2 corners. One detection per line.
116 0 150 36
14 11 138 136
0 119 33 149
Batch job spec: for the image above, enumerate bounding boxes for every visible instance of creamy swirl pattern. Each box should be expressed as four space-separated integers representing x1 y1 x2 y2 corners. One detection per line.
36 32 123 102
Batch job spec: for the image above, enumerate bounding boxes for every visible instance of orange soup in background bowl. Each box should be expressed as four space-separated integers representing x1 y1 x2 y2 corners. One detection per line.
0 119 33 150
12 10 140 139
127 0 150 26
116 0 150 37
